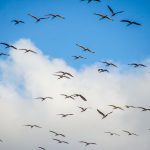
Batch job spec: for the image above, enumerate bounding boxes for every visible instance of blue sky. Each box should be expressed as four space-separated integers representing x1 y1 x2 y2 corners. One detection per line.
0 0 150 68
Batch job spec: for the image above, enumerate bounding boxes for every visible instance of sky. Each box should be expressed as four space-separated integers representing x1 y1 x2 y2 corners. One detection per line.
0 0 150 150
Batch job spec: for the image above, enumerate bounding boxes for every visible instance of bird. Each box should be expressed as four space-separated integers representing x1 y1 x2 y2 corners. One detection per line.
107 5 124 17
35 97 53 101
81 0 101 3
124 105 136 109
72 55 87 60
121 20 141 26
45 14 65 19
56 71 74 77
79 141 96 146
100 61 117 67
57 114 74 118
49 131 65 137
60 94 75 100
76 44 95 53
53 74 71 79
97 109 113 119
52 139 69 144
73 94 87 101
24 124 42 128
108 105 124 111
38 147 46 150
78 106 88 112
94 13 113 21
19 49 37 54
98 69 109 73
128 63 147 68
0 53 9 56
11 20 25 25
136 107 150 111
105 132 120 136
122 130 138 136
28 14 49 22
0 42 17 50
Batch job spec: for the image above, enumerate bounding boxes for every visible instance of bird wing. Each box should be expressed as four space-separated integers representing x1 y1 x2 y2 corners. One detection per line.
107 5 114 14
121 20 131 23
79 95 87 101
28 14 38 20
97 109 105 117
132 21 141 26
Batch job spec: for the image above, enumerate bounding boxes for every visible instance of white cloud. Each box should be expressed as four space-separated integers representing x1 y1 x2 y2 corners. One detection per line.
0 39 150 150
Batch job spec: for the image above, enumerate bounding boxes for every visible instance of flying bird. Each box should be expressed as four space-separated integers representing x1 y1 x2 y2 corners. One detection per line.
0 53 9 56
107 5 124 17
35 97 53 101
52 139 69 144
81 0 101 3
72 55 87 60
136 107 150 111
60 94 75 100
105 132 120 136
94 13 113 21
56 71 74 77
28 14 49 22
0 42 17 50
24 124 42 128
97 109 113 119
45 14 65 19
19 49 37 54
100 61 117 67
49 131 65 137
79 141 96 146
76 44 95 53
98 69 109 73
53 74 71 79
108 105 124 111
121 20 141 26
128 63 147 68
38 147 46 150
125 105 137 109
57 114 74 118
73 94 87 101
122 130 138 136
78 106 88 112
11 20 25 25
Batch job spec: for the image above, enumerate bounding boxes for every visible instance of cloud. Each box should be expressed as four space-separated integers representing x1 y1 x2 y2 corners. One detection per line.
0 39 150 150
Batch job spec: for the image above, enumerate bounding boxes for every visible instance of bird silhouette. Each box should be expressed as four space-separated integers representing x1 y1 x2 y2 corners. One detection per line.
35 97 53 101
60 94 75 100
50 131 65 137
78 106 88 112
52 139 69 144
11 20 25 25
122 130 138 136
79 141 96 146
97 109 113 119
105 132 120 136
128 63 146 68
28 14 49 22
24 124 42 128
45 14 65 19
38 147 46 150
72 55 87 60
98 69 109 73
107 5 124 17
0 42 17 50
81 0 101 3
56 71 74 77
19 49 37 54
100 61 117 67
121 20 141 26
53 74 71 79
136 107 150 111
0 53 9 56
125 105 136 109
76 44 95 53
57 114 74 118
73 94 87 101
94 13 113 21
108 105 124 111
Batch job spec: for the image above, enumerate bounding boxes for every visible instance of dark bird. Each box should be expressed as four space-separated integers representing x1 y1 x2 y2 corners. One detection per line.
56 71 74 77
72 55 87 60
19 48 37 54
60 94 75 100
121 20 141 26
52 139 69 144
108 105 124 111
73 94 87 101
0 53 9 56
50 131 65 137
38 147 46 150
11 20 25 25
128 63 147 68
125 105 136 109
122 130 138 136
97 109 113 119
136 107 150 111
94 13 113 21
98 69 109 73
76 44 95 53
53 74 71 79
57 114 74 118
105 132 120 136
35 97 53 101
81 0 101 3
45 14 65 19
107 5 124 17
78 106 89 112
0 42 17 50
28 14 49 22
24 124 42 128
79 141 96 146
100 61 117 67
